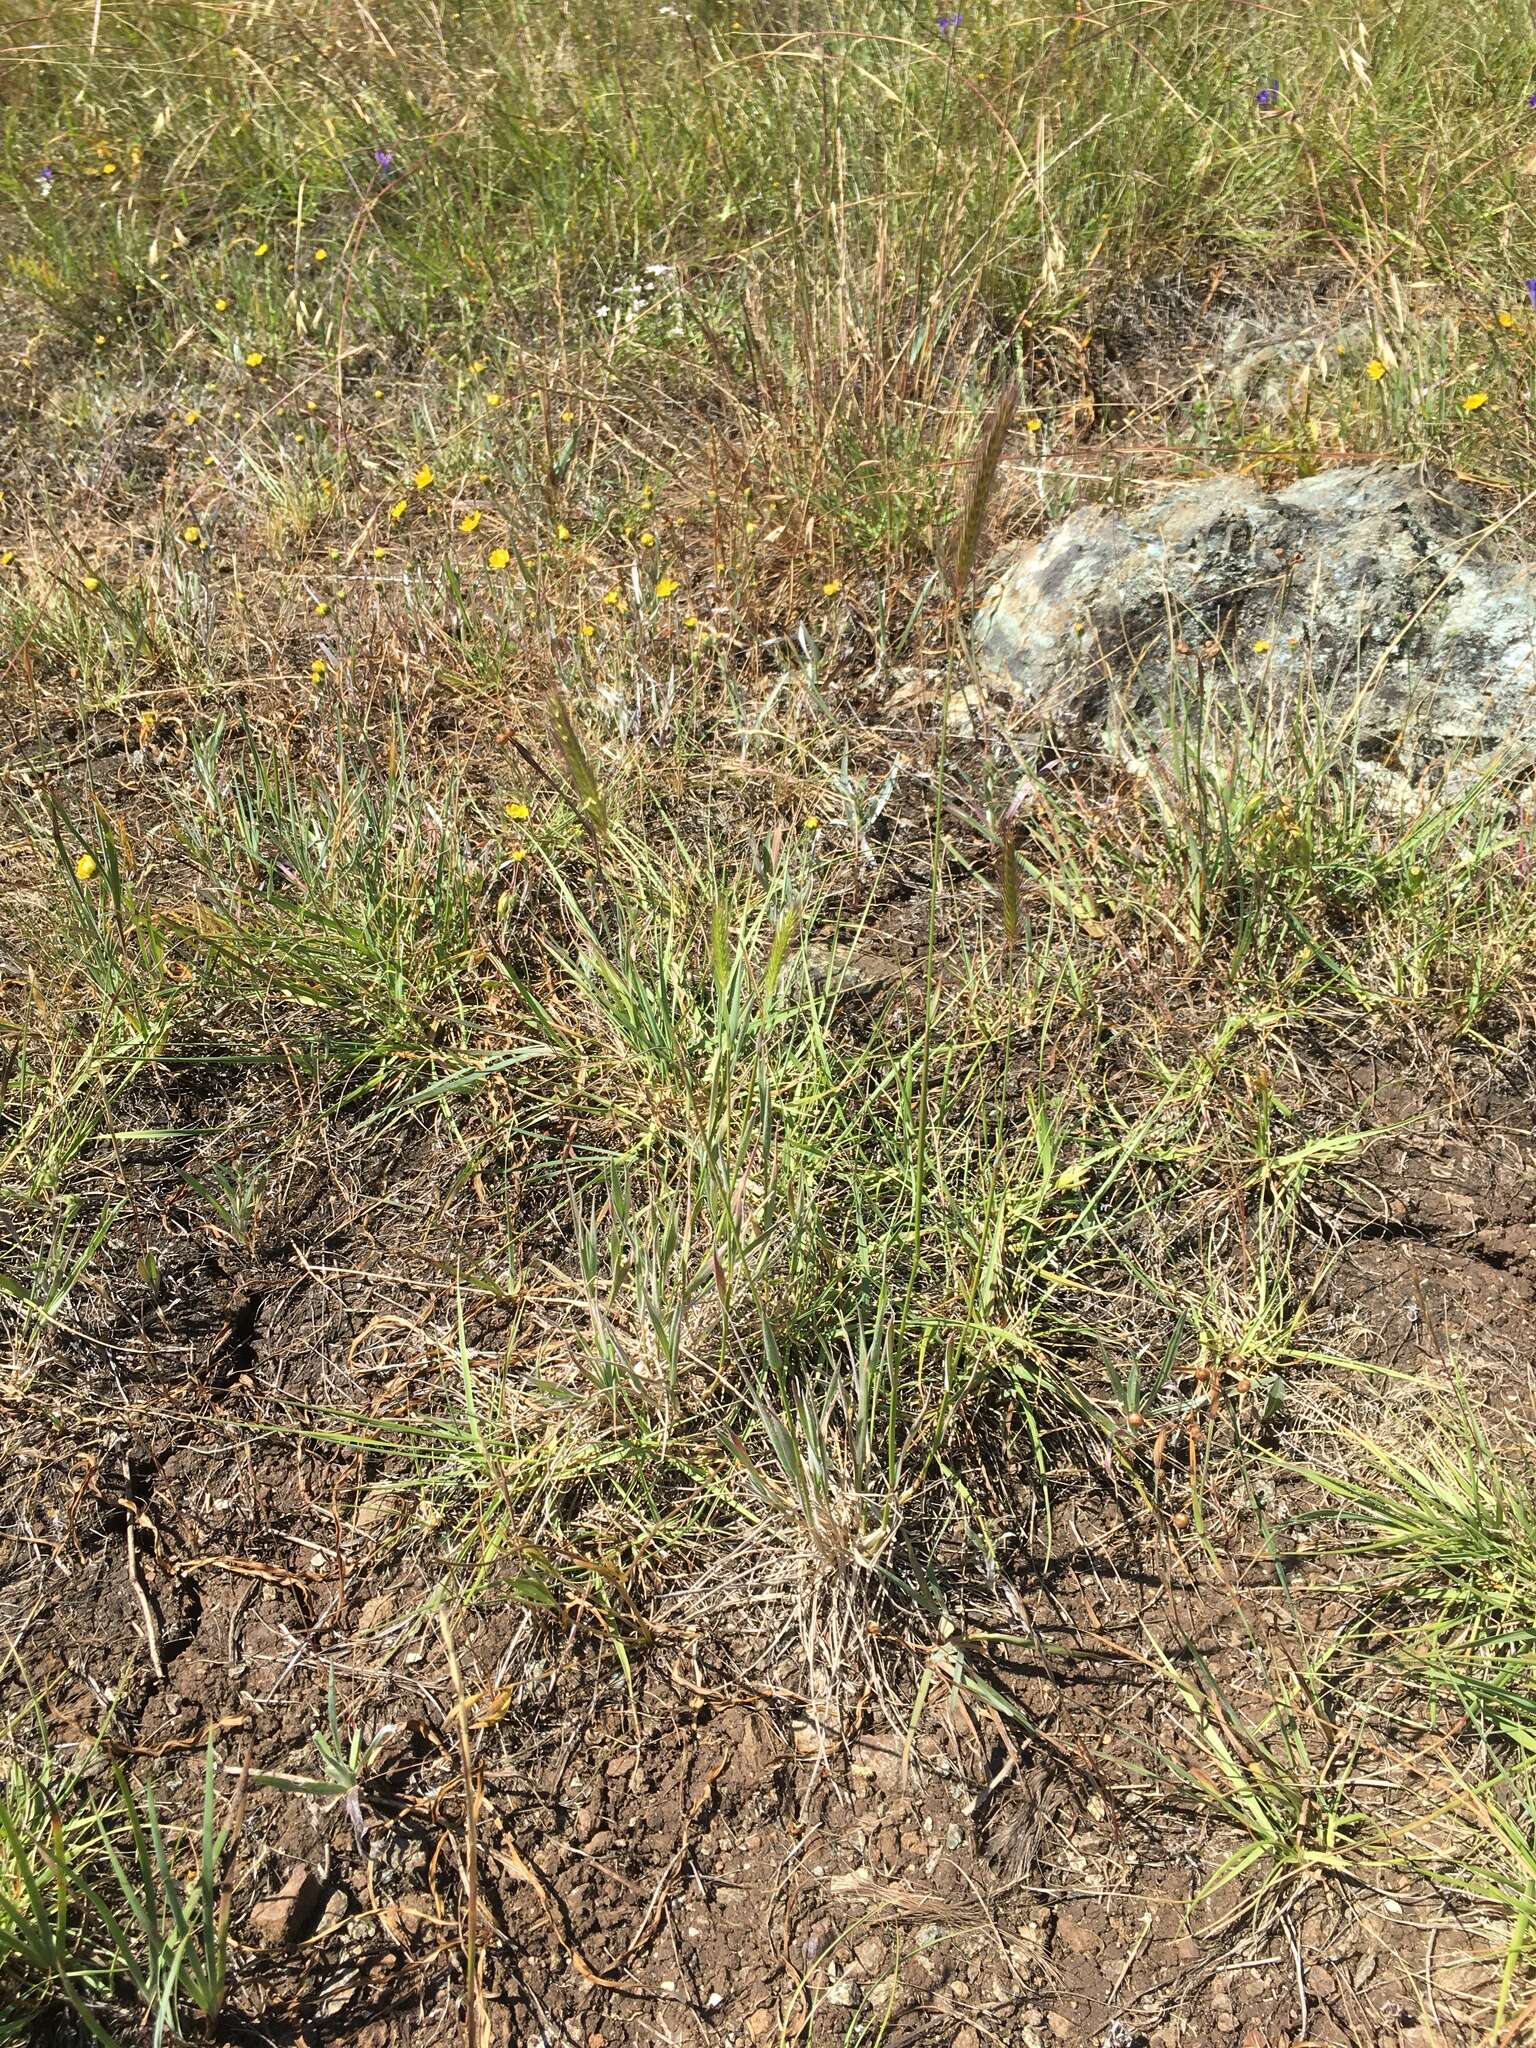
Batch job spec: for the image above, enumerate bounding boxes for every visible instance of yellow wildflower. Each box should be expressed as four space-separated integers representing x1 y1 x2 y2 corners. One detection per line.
82 575 100 591
389 499 407 521
184 408 200 425
1025 416 1043 432
1366 359 1387 381
822 579 841 597
579 621 596 638
1252 639 1271 655
505 800 530 821
486 392 503 407
314 600 330 616
1463 392 1489 412
214 297 228 312
74 852 98 882
245 351 264 367
182 524 202 546
313 247 328 263
1499 311 1516 329
509 844 528 862
414 465 434 489
488 547 511 570
638 529 656 548
459 511 482 533
654 577 679 598
254 241 269 256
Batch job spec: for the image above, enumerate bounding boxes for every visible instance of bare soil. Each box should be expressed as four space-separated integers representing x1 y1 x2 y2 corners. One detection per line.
7 1023 1536 2047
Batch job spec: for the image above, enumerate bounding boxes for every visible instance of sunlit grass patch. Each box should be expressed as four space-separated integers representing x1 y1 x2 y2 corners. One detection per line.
1290 1398 1536 1745
10 0 1536 2035
971 682 1536 1033
0 1718 237 2048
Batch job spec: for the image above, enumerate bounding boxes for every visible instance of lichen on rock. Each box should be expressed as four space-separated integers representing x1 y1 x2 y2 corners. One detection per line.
973 466 1536 767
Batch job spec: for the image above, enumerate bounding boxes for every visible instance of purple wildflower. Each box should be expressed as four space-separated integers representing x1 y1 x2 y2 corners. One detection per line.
36 164 55 194
1255 79 1279 108
937 12 962 34
1526 279 1536 311
1528 92 1536 107
373 148 395 173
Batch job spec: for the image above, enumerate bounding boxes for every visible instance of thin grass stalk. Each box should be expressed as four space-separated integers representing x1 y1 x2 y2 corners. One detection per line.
950 381 1018 599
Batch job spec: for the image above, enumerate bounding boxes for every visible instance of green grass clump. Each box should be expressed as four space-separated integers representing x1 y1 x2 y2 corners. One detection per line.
0 1731 235 2047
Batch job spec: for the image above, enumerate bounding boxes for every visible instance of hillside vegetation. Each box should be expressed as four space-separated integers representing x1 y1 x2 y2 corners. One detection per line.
6 3 1536 2043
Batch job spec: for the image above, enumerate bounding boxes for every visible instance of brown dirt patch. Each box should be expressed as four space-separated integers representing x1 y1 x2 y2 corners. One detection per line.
7 1030 1536 2044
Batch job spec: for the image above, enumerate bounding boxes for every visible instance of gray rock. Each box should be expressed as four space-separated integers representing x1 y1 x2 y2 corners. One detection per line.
316 1885 349 1936
1212 315 1374 415
973 465 1536 768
